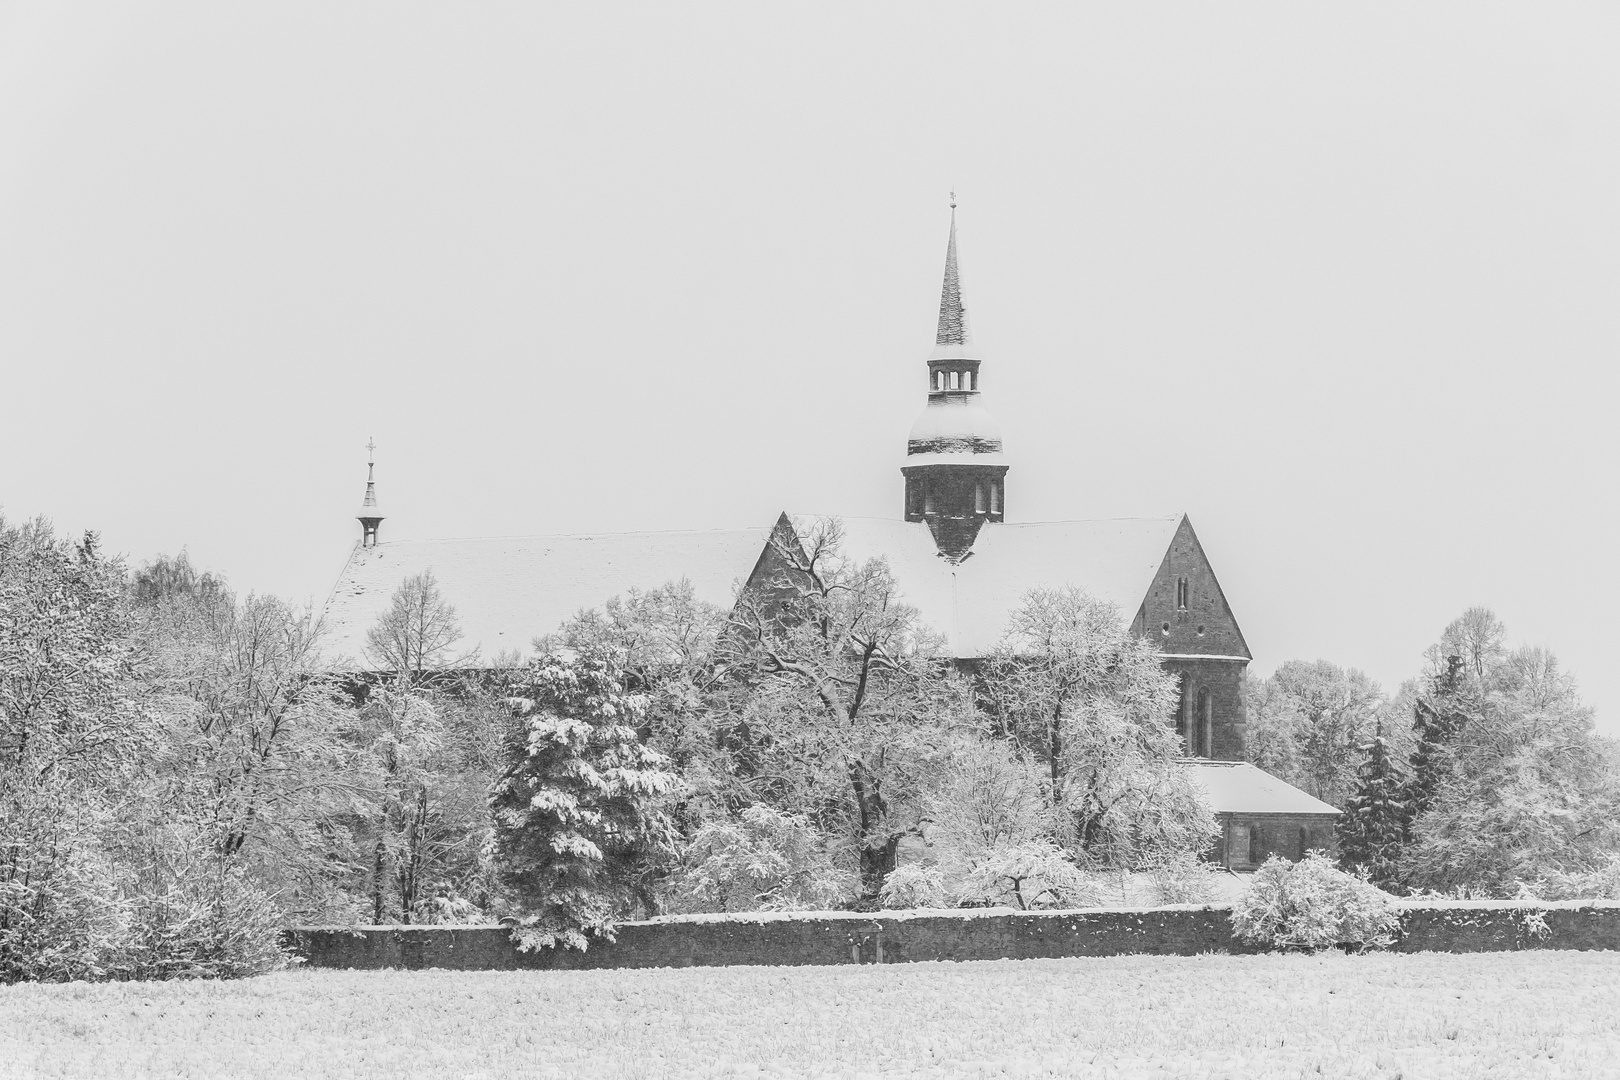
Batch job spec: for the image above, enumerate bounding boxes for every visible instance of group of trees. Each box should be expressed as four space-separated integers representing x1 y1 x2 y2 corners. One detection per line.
1333 609 1620 897
9 505 1618 980
510 519 1217 938
1245 608 1620 899
1 518 506 980
2 515 1221 977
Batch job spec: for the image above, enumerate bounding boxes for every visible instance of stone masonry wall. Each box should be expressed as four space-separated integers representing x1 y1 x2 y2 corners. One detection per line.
289 901 1620 972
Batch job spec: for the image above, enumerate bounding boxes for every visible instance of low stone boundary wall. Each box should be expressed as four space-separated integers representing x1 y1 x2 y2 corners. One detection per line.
288 900 1620 971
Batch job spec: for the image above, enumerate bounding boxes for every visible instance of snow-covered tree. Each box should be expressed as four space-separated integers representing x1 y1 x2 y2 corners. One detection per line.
489 654 684 949
1243 660 1386 807
4 525 297 980
136 574 359 924
672 805 855 913
1397 610 1620 896
980 588 1213 870
921 735 1048 881
1 520 147 980
719 518 976 899
1335 724 1410 888
960 841 1097 910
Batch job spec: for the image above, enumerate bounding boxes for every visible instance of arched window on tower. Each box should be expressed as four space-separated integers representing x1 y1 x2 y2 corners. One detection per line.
923 485 935 514
970 370 978 390
990 480 1001 514
974 481 987 514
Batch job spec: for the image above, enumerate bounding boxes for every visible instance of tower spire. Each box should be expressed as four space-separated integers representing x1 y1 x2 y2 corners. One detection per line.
357 437 384 548
902 200 1009 562
935 193 968 347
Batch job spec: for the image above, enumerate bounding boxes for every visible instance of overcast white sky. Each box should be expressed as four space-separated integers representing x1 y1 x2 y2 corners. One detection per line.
3 4 1617 731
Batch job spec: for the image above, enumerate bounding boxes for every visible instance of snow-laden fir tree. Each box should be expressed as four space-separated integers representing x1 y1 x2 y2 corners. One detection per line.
1403 654 1469 822
489 653 683 950
1336 723 1409 890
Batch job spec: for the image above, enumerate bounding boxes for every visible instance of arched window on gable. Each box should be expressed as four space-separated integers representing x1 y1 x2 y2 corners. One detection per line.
1176 576 1189 610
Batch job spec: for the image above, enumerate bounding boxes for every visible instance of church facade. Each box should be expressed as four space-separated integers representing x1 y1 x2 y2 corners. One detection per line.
322 208 1339 868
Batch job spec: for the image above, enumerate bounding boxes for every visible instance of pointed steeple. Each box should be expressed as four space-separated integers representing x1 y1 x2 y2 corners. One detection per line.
936 194 968 347
901 197 1009 563
357 438 384 548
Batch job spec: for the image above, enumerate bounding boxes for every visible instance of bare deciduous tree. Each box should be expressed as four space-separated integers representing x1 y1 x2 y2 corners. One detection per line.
364 570 472 683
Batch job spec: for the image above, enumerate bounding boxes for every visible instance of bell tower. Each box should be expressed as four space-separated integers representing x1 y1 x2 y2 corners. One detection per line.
900 199 1009 561
357 438 384 548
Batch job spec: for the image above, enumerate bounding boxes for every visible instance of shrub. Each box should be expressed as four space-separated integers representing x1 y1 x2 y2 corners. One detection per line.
1231 851 1399 951
878 865 947 910
412 886 490 925
1147 852 1222 906
672 805 855 913
960 841 1098 910
123 868 296 980
1521 854 1620 901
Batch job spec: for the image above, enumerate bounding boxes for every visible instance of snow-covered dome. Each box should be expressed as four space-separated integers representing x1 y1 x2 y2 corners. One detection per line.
907 398 1004 454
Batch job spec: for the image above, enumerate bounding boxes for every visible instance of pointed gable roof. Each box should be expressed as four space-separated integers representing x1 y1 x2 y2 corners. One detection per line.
761 514 1184 658
321 513 1212 670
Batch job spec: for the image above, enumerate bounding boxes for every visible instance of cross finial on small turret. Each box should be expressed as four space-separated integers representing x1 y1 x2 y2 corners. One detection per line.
358 438 383 547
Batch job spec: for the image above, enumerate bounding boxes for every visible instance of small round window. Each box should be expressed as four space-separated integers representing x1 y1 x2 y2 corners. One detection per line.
1160 622 1171 636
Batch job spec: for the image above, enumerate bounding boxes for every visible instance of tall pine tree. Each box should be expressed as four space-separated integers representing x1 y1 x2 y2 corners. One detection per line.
1336 722 1409 890
1404 655 1468 822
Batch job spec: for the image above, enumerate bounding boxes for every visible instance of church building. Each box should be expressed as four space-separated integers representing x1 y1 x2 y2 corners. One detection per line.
322 206 1339 869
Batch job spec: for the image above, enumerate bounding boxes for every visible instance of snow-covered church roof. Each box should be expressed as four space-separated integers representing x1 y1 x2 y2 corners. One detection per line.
1186 761 1341 817
320 513 1186 669
780 514 1183 658
320 526 774 668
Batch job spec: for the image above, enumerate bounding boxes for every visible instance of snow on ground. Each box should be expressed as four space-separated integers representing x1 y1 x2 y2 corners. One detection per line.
5 951 1620 1078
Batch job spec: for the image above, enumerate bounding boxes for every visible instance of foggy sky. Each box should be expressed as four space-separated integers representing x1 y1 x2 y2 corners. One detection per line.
3 3 1616 730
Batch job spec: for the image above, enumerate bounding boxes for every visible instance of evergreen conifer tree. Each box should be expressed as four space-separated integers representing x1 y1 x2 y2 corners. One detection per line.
1336 723 1409 889
489 653 683 950
1404 655 1468 821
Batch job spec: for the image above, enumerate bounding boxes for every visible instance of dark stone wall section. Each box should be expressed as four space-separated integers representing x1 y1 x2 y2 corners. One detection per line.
288 903 1620 971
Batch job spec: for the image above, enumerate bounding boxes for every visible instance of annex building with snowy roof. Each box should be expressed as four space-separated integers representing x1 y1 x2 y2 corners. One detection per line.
324 205 1338 870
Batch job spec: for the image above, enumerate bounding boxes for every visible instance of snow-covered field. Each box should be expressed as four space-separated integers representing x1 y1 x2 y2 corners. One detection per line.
4 951 1619 1079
